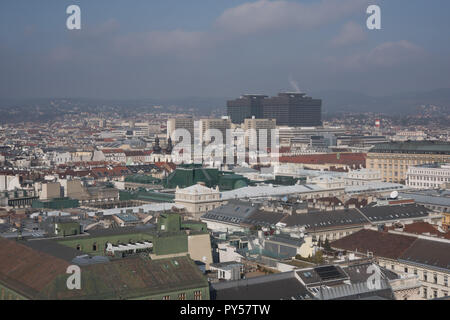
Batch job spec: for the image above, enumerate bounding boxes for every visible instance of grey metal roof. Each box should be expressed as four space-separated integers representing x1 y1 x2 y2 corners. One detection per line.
370 141 450 154
210 271 313 300
358 204 430 223
266 234 304 247
343 263 399 283
21 239 83 262
316 279 393 300
281 209 367 230
201 200 258 225
399 192 450 207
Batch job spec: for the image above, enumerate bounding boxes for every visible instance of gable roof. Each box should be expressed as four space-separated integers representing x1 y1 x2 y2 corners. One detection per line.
0 238 208 300
398 239 450 272
0 238 69 298
331 229 417 260
210 271 312 300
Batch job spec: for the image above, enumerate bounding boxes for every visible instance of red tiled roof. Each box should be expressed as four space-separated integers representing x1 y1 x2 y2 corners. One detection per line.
154 162 176 171
101 149 124 154
331 229 417 260
90 166 131 177
391 222 450 239
124 150 146 157
279 153 366 166
0 238 69 297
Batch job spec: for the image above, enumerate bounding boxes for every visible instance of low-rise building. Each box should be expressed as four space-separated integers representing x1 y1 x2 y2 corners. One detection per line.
0 237 209 300
366 141 450 183
175 184 222 220
332 229 450 299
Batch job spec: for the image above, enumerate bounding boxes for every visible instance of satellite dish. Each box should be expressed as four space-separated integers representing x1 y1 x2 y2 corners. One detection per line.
390 191 398 199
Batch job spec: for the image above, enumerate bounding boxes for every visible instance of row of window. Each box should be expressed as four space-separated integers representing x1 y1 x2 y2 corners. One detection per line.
162 291 202 300
0 288 20 300
409 182 446 188
422 287 448 299
408 176 449 182
391 265 449 287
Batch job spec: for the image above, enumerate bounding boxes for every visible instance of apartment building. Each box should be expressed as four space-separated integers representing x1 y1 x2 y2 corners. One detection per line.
406 163 450 189
198 117 231 145
174 183 222 220
366 142 450 183
243 117 276 149
167 117 194 144
345 169 382 186
332 229 450 300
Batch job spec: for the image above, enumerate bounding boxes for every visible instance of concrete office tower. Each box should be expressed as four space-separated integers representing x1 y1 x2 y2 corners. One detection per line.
199 117 232 145
40 182 61 200
227 92 322 127
227 94 267 124
263 92 322 127
167 117 195 144
243 117 276 149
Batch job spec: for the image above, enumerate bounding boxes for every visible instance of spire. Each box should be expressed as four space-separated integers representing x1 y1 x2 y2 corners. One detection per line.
153 136 161 153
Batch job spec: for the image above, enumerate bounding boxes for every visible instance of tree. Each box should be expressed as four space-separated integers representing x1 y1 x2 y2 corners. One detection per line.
324 238 331 251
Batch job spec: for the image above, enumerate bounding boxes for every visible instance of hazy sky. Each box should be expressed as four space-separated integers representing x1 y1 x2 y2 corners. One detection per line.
1 0 450 99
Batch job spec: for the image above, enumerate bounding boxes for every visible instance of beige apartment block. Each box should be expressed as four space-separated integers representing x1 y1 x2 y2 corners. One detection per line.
167 117 194 144
243 117 276 149
188 233 213 270
366 142 450 183
39 182 61 200
199 117 231 145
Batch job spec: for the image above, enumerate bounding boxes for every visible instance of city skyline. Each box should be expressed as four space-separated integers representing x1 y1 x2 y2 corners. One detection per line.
1 0 450 99
1 0 450 305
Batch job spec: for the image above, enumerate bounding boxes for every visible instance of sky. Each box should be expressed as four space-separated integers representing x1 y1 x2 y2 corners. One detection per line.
0 0 450 99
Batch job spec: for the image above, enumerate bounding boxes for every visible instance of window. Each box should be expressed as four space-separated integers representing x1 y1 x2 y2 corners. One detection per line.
423 287 427 299
391 265 395 270
92 243 97 251
445 276 448 287
414 269 418 276
178 293 186 300
423 272 428 282
404 267 408 273
434 273 438 284
194 291 202 300
162 295 170 300
433 289 438 299
76 244 81 251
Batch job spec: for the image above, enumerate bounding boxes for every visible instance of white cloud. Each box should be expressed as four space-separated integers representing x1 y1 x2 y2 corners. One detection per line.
215 0 370 35
366 40 425 67
326 40 427 71
331 21 366 47
110 0 370 57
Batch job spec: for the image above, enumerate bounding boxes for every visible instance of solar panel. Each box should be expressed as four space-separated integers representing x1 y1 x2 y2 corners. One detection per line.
315 265 345 282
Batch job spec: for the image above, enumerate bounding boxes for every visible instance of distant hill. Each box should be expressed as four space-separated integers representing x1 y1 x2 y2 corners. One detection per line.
314 88 450 115
1 88 449 123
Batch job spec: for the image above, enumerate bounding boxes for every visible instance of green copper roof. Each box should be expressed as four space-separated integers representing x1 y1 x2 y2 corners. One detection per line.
38 256 208 300
370 141 450 154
